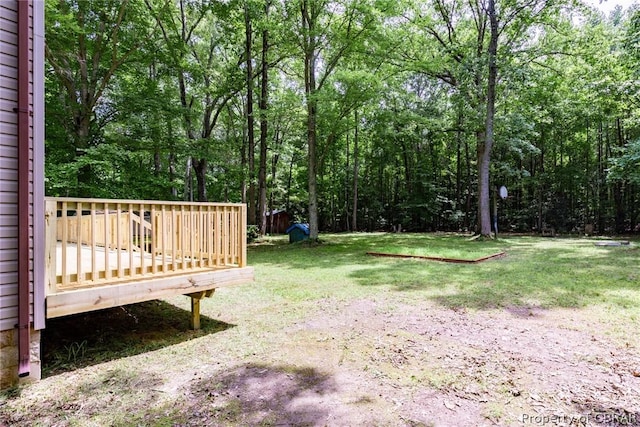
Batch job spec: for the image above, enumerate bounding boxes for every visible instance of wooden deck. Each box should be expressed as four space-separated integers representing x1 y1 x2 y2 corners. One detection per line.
45 198 254 324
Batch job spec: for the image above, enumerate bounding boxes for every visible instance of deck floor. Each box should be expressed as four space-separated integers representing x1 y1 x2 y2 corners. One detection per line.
54 242 235 289
56 242 166 276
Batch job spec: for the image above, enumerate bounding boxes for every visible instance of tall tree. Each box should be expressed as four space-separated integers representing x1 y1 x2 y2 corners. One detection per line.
45 0 151 196
145 0 244 202
245 1 257 221
479 0 498 236
257 0 273 234
397 0 568 236
289 0 385 239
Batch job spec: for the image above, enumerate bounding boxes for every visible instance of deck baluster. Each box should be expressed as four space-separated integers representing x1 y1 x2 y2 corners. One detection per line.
45 198 251 302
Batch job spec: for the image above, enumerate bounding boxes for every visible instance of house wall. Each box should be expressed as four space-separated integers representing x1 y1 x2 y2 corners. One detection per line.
0 0 23 335
0 0 44 388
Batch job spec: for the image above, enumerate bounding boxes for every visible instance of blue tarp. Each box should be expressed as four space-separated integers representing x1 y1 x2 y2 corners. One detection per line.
286 223 310 235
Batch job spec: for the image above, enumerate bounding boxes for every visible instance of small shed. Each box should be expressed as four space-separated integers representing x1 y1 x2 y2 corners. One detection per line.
286 223 310 243
266 209 290 234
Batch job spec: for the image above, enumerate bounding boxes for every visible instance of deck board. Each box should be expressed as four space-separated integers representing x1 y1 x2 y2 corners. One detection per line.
46 266 254 318
53 243 243 288
56 242 158 276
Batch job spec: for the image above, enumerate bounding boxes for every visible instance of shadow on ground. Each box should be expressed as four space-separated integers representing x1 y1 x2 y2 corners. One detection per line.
0 367 169 426
185 363 337 426
42 300 234 377
2 363 340 426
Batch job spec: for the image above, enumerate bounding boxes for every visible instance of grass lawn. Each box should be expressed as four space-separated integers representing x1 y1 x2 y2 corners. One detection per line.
366 234 505 261
1 233 639 426
250 233 638 309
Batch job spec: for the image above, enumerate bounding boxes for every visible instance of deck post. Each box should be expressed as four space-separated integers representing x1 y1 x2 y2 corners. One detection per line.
191 295 201 330
240 204 247 267
187 290 213 330
187 288 215 331
44 200 58 295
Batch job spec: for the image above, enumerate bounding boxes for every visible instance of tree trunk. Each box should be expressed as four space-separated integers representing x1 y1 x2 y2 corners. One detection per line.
169 151 177 199
168 117 177 199
257 4 270 235
352 110 359 232
464 136 472 230
614 118 625 233
245 3 256 225
302 0 319 240
75 116 93 197
194 158 207 202
269 130 280 235
240 112 248 205
537 128 545 231
597 122 605 233
287 151 295 212
307 96 319 239
344 130 350 231
184 157 193 202
477 0 498 237
456 110 462 214
154 150 161 177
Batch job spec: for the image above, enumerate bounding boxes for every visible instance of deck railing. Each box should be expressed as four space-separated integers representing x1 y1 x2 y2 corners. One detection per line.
45 198 247 293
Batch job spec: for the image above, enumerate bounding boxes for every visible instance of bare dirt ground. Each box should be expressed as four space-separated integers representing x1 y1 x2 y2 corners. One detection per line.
192 297 640 427
2 293 639 426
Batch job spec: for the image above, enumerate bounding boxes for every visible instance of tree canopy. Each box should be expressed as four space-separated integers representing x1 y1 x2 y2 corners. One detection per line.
45 0 640 235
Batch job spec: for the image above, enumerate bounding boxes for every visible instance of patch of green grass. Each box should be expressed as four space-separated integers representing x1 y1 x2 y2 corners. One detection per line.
423 368 460 390
247 233 639 311
482 402 505 421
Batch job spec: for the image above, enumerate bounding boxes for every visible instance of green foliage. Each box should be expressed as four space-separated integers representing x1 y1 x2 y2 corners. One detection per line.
64 340 87 364
609 139 640 185
42 0 640 233
247 225 260 243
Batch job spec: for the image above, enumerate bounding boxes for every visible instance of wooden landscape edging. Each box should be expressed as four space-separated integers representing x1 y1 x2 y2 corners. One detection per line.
593 241 630 247
366 251 506 264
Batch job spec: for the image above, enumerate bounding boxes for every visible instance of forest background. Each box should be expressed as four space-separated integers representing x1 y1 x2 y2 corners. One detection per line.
44 0 640 238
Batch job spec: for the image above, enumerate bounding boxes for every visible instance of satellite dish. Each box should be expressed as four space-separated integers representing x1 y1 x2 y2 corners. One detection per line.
499 186 508 200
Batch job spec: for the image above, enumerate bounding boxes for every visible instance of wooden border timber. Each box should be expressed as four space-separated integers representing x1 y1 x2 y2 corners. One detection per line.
366 251 506 264
593 241 630 247
46 266 254 319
